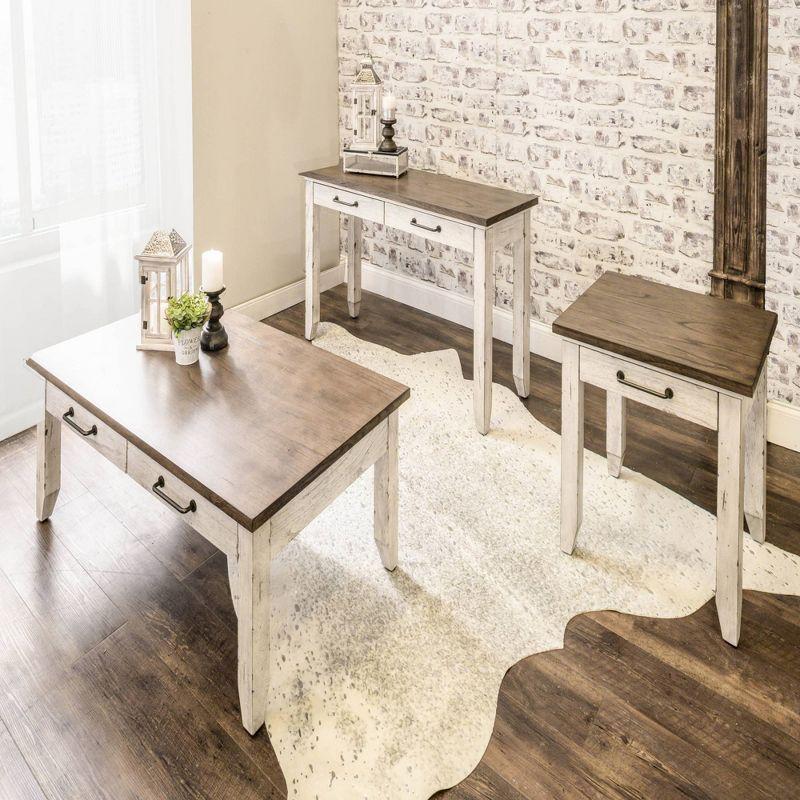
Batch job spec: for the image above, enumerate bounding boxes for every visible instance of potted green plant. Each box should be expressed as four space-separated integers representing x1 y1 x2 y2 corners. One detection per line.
165 291 210 365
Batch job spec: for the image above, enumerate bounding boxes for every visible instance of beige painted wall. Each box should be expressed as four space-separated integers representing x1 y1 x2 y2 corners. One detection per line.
192 1 339 307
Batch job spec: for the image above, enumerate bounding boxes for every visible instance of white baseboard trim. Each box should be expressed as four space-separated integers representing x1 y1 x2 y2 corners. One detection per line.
233 263 345 321
0 400 42 442
768 399 800 453
361 261 800 452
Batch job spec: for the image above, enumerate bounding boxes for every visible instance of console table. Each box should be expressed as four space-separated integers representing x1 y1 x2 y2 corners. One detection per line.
553 273 778 646
300 164 538 434
27 312 409 735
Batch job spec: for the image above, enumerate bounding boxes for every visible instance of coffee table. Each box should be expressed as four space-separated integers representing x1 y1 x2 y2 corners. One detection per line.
553 273 777 646
26 312 409 735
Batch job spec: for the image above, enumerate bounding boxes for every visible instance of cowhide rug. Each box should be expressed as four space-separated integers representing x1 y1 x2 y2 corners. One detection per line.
262 322 800 799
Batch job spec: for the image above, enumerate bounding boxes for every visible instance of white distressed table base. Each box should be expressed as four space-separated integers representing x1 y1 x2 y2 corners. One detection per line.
36 378 401 737
512 213 531 399
560 343 768 647
716 393 745 646
373 412 399 570
346 215 362 319
744 369 767 543
226 411 399 734
560 341 583 555
303 178 532 434
473 227 494 436
233 520 271 735
606 392 627 478
304 180 320 341
36 408 61 521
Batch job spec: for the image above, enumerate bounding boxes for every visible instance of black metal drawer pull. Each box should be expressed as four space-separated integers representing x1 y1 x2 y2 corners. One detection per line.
152 476 196 514
63 407 97 436
616 371 673 400
410 218 442 234
333 195 358 208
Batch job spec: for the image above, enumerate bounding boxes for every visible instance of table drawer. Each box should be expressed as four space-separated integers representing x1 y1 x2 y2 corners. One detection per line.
46 383 127 470
579 347 718 430
314 183 384 224
126 444 237 554
385 202 474 252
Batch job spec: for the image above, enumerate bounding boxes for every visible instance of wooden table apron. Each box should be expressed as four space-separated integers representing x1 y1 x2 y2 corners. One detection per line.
28 314 408 738
301 170 537 435
558 337 768 648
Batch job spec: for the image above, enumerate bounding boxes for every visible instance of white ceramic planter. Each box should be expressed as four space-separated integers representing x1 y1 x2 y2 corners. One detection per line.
173 326 203 366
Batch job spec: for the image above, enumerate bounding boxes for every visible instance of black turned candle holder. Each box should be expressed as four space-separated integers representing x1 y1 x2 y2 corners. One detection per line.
201 286 229 352
378 119 398 153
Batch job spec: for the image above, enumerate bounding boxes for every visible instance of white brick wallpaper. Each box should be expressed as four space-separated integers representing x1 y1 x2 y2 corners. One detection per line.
768 0 800 406
338 0 800 407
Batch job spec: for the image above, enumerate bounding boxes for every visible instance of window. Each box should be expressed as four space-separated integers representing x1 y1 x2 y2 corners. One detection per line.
0 0 157 241
0 0 19 237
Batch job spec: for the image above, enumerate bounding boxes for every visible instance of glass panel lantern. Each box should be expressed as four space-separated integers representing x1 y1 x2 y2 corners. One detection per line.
350 58 383 152
135 229 192 351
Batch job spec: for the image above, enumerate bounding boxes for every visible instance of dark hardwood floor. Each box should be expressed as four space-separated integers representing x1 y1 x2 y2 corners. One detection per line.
0 284 797 799
436 593 800 800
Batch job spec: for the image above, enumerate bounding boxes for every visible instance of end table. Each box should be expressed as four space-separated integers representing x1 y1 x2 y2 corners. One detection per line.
553 272 778 646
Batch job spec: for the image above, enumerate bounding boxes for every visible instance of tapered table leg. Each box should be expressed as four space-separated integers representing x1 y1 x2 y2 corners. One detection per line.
744 369 767 543
717 393 745 646
561 341 583 555
512 213 530 399
347 215 362 318
373 411 399 571
606 392 627 478
227 554 240 618
233 522 271 735
36 398 61 522
304 180 320 341
473 228 494 435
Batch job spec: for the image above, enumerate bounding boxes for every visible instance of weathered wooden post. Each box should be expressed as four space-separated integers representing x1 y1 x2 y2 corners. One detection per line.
709 0 768 307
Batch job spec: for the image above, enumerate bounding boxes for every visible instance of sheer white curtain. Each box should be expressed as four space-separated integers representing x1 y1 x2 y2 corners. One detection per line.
0 0 192 439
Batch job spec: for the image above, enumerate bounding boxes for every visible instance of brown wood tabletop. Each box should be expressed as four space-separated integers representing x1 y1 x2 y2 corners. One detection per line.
300 163 538 227
26 312 409 531
552 272 778 397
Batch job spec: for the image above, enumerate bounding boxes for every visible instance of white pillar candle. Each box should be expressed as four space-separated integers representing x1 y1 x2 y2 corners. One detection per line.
201 249 224 293
382 93 396 121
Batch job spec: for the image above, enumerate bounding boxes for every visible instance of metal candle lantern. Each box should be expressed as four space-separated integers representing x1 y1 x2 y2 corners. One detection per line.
135 229 192 351
350 58 383 152
343 59 408 179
